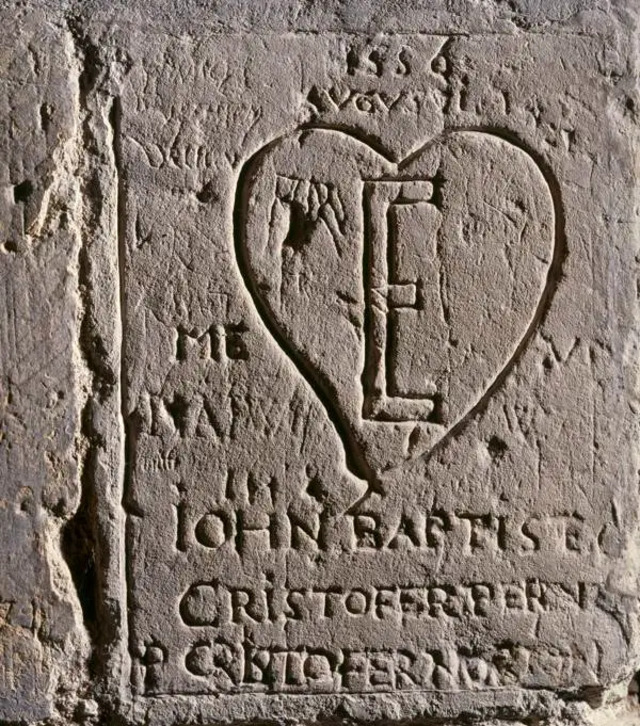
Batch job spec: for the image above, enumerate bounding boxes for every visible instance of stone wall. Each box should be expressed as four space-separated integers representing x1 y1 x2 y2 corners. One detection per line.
1 2 639 724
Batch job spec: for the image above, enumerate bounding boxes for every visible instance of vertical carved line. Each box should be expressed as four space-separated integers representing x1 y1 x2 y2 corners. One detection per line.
110 95 135 696
111 97 128 504
361 181 375 418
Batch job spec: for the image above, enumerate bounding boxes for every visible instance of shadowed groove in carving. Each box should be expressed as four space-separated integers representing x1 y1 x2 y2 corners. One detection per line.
299 121 396 162
112 93 140 685
360 178 443 422
233 136 381 490
361 181 376 420
60 24 117 667
419 125 567 464
233 125 565 490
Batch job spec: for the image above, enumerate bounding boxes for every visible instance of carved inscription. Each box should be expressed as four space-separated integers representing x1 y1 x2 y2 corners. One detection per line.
182 642 591 693
179 580 604 628
236 126 557 479
173 503 620 556
118 32 635 708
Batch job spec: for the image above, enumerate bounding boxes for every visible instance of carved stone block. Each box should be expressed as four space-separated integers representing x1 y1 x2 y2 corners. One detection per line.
2 2 640 724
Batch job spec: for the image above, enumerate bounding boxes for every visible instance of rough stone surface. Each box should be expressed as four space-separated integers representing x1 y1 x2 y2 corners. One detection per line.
1 2 640 725
0 9 87 723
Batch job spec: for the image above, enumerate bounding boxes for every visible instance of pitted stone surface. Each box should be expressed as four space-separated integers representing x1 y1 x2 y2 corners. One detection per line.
1 2 640 725
0 10 85 722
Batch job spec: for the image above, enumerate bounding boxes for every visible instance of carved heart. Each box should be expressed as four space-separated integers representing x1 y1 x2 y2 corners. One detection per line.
234 128 557 485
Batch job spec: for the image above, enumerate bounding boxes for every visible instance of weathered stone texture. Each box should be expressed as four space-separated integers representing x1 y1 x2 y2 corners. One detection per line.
0 8 87 723
1 2 640 725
